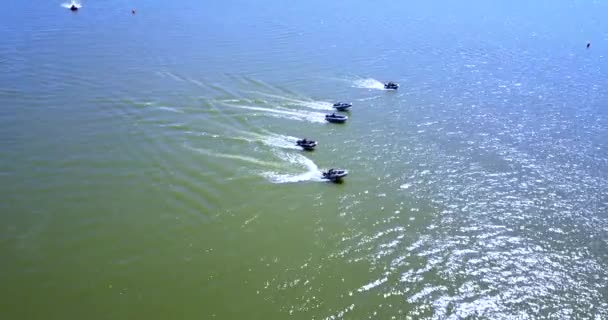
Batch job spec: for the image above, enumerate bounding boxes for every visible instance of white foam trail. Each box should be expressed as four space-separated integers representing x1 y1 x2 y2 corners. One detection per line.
353 78 386 90
187 128 302 150
235 129 302 150
185 144 323 183
61 1 82 8
400 183 412 189
188 79 205 87
184 144 282 168
158 106 184 113
358 277 388 292
299 101 334 110
222 103 326 123
262 152 323 184
247 91 334 110
164 72 185 82
186 131 227 139
261 134 301 150
294 101 334 110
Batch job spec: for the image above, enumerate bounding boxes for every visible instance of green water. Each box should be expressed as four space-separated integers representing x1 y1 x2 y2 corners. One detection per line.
1 0 608 319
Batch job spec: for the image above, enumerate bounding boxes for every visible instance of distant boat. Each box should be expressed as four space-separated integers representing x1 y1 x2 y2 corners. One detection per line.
296 139 317 151
384 82 399 90
70 4 78 11
322 169 348 182
325 113 348 123
333 102 352 111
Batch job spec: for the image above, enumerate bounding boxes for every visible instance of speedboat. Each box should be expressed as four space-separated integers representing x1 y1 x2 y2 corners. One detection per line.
322 169 348 182
296 139 317 151
333 102 352 111
70 4 78 11
325 113 348 123
384 82 399 90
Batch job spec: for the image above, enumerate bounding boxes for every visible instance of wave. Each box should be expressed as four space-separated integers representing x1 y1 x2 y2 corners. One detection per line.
61 1 82 8
287 100 333 111
246 91 334 110
259 132 301 150
157 106 184 113
201 130 302 150
184 144 283 168
162 71 185 82
221 103 326 123
262 152 324 184
185 144 323 183
352 78 386 90
188 78 206 88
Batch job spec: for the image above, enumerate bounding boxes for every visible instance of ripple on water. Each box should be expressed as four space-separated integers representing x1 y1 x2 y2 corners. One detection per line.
308 74 608 318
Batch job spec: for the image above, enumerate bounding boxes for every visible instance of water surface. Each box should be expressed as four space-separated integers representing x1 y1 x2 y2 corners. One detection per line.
1 0 608 319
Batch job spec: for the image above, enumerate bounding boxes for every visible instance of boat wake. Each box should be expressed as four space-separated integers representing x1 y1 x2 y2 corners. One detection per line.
221 103 326 123
61 1 82 8
184 144 283 168
185 143 323 183
218 130 302 150
262 152 323 184
352 78 386 90
258 132 301 150
246 92 334 111
288 100 333 111
157 106 184 113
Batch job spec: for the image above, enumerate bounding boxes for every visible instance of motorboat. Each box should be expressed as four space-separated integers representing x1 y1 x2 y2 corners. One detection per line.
333 102 352 111
325 113 348 123
70 4 78 11
296 139 317 151
384 82 399 90
322 169 348 182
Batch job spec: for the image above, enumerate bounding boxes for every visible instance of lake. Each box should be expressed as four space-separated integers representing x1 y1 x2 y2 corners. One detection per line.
1 0 607 319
